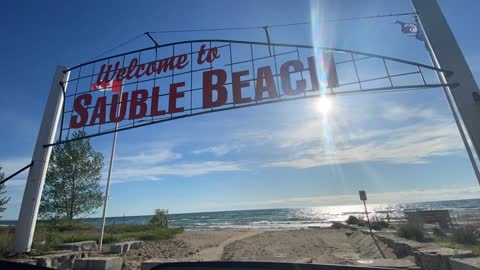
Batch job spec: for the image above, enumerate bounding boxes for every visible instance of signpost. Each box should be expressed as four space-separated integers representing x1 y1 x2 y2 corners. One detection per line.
359 190 372 234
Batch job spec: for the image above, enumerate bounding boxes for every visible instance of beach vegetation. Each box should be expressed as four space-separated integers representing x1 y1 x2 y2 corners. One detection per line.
0 221 184 257
357 219 367 227
370 221 389 230
346 215 359 225
0 165 10 218
150 208 169 228
450 225 479 245
397 223 427 242
39 131 104 221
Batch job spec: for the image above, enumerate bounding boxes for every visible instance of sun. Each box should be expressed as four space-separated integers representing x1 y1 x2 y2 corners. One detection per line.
315 95 333 115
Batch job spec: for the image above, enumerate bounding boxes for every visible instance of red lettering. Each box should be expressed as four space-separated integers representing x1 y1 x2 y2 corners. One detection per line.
116 67 127 81
202 69 228 108
145 62 157 76
197 45 207 64
126 58 138 80
325 53 339 88
176 54 188 69
156 57 176 74
129 89 149 120
168 82 185 114
206 47 220 63
307 56 319 91
89 96 107 126
151 86 166 116
110 93 128 122
96 64 115 85
280 60 306 95
307 54 339 89
232 70 251 104
255 66 278 101
69 94 91 128
134 63 146 78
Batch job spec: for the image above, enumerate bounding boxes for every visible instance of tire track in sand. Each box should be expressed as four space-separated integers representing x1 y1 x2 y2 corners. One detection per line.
190 231 262 261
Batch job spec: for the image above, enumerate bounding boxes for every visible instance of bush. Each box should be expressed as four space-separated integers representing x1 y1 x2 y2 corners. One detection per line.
371 221 389 230
346 215 359 225
398 224 426 242
357 220 366 227
125 227 184 241
37 221 95 232
451 225 479 245
150 209 169 228
106 223 154 233
0 226 15 258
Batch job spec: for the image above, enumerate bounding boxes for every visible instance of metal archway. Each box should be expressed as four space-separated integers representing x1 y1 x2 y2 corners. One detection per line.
51 39 455 147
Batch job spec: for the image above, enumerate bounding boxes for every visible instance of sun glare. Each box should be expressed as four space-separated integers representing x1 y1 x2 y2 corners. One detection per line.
316 96 332 115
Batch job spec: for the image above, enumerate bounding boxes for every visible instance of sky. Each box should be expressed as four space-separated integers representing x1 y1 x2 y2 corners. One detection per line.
1 0 480 220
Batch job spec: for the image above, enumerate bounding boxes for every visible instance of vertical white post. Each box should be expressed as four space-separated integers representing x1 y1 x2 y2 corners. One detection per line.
98 122 119 251
14 66 70 253
412 0 480 185
98 87 123 251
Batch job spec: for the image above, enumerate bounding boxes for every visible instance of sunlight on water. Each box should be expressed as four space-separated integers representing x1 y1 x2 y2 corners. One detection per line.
39 199 479 230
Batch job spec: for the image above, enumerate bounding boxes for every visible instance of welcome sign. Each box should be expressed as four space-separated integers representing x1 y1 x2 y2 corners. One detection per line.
65 41 338 137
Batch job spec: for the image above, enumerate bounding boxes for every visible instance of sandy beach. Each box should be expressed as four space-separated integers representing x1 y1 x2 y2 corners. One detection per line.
122 228 416 270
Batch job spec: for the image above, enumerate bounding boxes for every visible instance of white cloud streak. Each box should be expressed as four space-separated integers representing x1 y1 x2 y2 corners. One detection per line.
259 104 463 168
235 186 480 208
192 144 241 156
112 161 242 181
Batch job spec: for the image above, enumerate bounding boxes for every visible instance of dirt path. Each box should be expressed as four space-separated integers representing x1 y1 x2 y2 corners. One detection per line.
124 229 416 270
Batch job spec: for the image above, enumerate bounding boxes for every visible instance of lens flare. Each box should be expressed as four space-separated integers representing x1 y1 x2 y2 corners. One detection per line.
316 95 332 115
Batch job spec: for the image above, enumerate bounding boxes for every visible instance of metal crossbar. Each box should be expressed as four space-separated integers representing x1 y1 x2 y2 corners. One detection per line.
50 39 455 147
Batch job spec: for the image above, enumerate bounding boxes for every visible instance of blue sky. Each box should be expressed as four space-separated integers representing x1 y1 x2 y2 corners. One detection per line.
1 0 480 220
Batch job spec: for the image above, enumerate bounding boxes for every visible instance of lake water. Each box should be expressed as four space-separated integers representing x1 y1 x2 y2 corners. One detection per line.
1 198 479 229
83 198 480 229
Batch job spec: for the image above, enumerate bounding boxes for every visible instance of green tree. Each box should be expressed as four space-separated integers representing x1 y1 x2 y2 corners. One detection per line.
40 131 104 221
0 165 11 218
150 209 169 228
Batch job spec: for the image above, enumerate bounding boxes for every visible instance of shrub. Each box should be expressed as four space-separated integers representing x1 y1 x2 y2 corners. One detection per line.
397 224 426 242
371 221 389 230
451 225 479 245
150 209 169 228
0 226 15 258
37 221 95 232
106 223 154 233
357 220 366 227
346 215 359 225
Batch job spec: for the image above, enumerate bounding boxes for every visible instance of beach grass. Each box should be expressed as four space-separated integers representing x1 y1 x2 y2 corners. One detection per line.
0 221 184 257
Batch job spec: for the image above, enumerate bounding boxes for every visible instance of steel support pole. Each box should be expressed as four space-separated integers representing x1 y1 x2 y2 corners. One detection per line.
98 119 119 251
14 66 69 253
414 15 480 183
412 0 480 185
98 87 123 251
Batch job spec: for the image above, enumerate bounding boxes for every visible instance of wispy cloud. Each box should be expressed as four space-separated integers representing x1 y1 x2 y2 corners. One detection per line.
382 103 435 121
219 101 465 169
0 157 31 190
192 144 241 157
112 161 242 181
263 119 462 168
111 144 243 182
116 149 181 164
235 186 480 208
